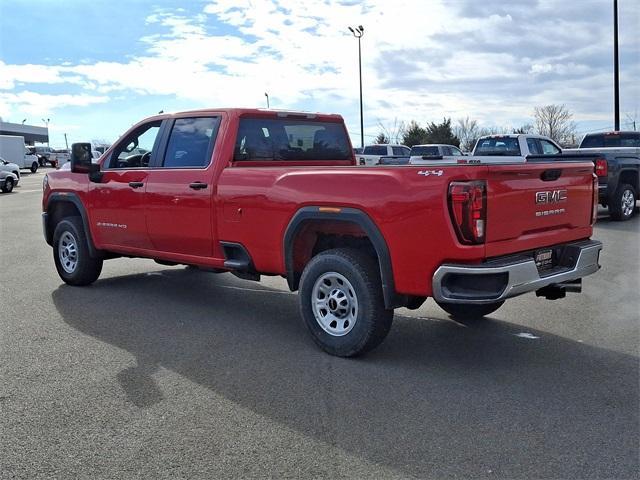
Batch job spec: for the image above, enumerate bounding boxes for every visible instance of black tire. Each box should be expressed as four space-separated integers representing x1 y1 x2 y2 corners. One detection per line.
609 183 636 221
436 301 504 320
30 161 38 173
1 177 14 193
299 248 393 357
53 217 103 286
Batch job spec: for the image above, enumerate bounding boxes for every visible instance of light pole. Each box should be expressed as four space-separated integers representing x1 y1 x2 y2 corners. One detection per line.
348 25 364 149
42 118 50 146
265 92 270 109
613 0 620 131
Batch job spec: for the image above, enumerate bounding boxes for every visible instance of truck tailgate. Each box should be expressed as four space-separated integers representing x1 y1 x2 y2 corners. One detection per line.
484 162 595 257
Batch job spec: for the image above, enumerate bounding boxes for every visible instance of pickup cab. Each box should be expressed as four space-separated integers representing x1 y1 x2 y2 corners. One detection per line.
565 131 640 220
459 134 564 163
357 144 410 166
42 109 602 357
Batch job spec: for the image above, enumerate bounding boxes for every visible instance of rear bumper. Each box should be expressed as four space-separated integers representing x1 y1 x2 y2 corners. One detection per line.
432 239 602 304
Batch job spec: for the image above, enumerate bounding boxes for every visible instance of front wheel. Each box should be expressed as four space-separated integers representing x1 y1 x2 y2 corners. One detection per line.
1 177 14 193
436 301 504 320
609 183 636 221
30 161 39 173
53 217 103 286
299 248 393 357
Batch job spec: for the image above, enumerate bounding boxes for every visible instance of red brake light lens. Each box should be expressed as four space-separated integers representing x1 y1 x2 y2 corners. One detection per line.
595 158 607 177
448 181 486 244
591 174 599 224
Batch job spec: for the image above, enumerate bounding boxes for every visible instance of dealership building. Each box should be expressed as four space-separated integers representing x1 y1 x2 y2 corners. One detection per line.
0 120 49 145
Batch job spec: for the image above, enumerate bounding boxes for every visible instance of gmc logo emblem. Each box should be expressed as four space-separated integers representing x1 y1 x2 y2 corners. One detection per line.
535 190 567 204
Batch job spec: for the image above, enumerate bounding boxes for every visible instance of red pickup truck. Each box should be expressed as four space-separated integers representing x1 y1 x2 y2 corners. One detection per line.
42 108 602 356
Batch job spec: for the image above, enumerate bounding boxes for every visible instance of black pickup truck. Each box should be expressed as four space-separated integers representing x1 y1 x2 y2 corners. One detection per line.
568 131 640 221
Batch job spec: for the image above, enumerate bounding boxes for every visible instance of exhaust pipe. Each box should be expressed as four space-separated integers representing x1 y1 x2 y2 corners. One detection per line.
536 279 582 300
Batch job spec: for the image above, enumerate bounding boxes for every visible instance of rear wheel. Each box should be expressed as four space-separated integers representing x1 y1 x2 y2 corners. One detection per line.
30 161 38 173
53 217 103 285
436 301 504 320
1 177 14 193
299 248 393 357
609 183 636 221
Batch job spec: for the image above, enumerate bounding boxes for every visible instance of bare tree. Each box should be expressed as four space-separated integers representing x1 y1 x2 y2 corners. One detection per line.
624 111 637 131
376 118 405 144
374 131 389 144
454 117 479 152
533 104 576 144
512 123 534 134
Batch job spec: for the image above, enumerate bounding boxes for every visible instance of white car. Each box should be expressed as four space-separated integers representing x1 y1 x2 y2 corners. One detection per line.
0 156 21 186
357 144 411 166
0 170 18 193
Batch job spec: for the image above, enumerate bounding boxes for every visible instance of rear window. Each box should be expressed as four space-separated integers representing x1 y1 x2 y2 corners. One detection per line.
474 137 521 156
410 146 440 156
363 145 387 156
580 132 640 148
234 118 351 161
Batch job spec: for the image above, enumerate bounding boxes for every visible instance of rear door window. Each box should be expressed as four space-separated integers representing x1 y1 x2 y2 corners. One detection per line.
363 145 388 156
391 146 406 156
474 137 521 156
410 146 440 156
162 117 220 168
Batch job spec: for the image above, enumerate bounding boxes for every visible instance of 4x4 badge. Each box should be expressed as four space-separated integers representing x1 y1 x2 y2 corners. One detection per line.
417 170 443 177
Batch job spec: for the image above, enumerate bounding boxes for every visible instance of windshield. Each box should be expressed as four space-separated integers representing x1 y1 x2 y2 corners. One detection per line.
580 132 640 148
474 137 521 156
411 146 440 156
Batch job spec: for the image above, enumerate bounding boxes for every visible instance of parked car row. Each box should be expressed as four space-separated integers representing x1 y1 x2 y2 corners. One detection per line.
354 131 639 221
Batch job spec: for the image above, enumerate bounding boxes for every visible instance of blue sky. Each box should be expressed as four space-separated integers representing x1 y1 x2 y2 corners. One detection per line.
0 0 638 148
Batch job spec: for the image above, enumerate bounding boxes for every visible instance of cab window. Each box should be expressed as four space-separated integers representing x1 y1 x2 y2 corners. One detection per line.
527 138 542 155
539 139 561 155
162 117 220 168
109 121 161 169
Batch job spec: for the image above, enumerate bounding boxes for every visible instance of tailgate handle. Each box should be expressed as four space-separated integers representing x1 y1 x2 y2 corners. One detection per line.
540 169 562 181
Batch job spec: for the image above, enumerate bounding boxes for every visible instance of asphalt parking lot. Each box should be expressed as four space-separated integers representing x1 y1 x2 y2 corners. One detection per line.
1 171 638 479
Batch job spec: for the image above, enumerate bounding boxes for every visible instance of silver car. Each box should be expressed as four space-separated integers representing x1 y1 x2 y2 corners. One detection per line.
0 170 18 193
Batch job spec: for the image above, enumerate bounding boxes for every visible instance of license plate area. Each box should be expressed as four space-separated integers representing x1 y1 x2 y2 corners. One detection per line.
535 248 554 272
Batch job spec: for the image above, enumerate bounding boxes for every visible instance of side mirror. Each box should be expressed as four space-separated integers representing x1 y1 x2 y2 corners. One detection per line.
70 143 93 173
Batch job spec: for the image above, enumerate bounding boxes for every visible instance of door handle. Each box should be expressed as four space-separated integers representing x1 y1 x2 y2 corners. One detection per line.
540 169 562 181
128 181 144 189
189 182 208 190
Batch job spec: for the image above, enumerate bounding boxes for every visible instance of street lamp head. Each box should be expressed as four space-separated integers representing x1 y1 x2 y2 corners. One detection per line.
358 25 364 32
22 119 26 124
348 26 355 33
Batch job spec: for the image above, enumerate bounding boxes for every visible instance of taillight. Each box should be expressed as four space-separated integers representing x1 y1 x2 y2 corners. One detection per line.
595 158 607 177
448 181 486 244
591 174 599 224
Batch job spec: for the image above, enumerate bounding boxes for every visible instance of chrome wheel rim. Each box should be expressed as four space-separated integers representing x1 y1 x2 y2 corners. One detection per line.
58 231 78 274
622 190 635 217
311 272 358 336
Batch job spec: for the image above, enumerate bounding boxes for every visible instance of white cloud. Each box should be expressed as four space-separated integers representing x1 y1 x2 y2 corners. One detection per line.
0 91 109 117
0 0 638 139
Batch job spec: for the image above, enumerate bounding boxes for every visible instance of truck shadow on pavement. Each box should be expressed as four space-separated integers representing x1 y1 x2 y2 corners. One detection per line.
595 209 640 232
51 269 639 479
